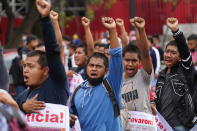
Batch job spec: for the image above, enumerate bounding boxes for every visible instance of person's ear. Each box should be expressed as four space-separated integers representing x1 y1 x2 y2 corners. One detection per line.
43 67 49 76
138 59 142 65
177 53 181 61
105 67 108 73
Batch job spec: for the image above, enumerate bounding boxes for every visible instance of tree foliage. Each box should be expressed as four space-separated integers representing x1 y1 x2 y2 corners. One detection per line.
85 0 117 20
88 0 104 6
162 0 181 11
1 0 60 48
1 0 117 48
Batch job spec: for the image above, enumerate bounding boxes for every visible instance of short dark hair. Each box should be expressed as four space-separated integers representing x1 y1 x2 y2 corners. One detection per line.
27 50 48 68
86 52 109 69
76 44 88 55
187 34 197 41
36 42 45 48
148 36 153 44
68 43 76 50
99 43 106 48
63 35 71 41
17 47 23 58
123 42 141 59
152 34 160 40
26 35 38 45
104 44 110 49
94 43 106 48
165 40 178 50
94 43 100 48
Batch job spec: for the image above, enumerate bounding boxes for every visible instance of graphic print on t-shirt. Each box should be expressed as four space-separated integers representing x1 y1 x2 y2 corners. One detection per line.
122 90 139 103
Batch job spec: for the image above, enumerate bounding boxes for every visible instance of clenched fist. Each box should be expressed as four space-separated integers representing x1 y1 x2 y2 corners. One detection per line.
50 10 58 23
166 17 179 32
130 17 145 30
102 17 116 30
36 0 51 17
115 18 124 27
81 17 90 28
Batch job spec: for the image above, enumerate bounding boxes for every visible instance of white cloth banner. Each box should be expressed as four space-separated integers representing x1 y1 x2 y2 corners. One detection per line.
190 124 197 131
155 112 173 131
26 103 69 131
127 111 157 131
68 74 84 96
70 118 81 131
126 111 173 131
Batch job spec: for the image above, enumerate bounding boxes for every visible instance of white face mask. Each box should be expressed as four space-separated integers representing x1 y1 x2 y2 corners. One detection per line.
22 36 27 41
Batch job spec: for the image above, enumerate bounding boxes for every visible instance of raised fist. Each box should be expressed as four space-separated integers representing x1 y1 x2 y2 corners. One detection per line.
166 17 179 32
102 17 116 30
81 17 90 27
115 18 124 27
131 17 145 30
36 0 51 17
50 10 58 23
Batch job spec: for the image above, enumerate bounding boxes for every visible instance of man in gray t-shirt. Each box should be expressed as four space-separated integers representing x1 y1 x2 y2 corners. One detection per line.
122 68 153 114
121 17 153 115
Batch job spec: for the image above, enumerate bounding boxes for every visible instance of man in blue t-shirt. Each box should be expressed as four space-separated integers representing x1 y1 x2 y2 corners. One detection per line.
70 17 123 131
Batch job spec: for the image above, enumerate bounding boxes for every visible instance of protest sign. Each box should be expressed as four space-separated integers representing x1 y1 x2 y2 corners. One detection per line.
126 111 173 131
26 103 69 131
155 112 173 131
70 118 81 131
68 74 84 96
190 125 197 131
127 111 157 131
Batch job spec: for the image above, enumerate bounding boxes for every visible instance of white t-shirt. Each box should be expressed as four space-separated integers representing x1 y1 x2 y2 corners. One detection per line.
121 68 154 114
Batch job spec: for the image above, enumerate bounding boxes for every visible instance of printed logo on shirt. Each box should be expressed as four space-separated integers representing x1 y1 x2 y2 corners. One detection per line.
122 90 139 103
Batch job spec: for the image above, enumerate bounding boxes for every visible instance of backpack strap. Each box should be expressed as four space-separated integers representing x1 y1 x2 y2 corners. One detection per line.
103 78 120 117
70 85 81 116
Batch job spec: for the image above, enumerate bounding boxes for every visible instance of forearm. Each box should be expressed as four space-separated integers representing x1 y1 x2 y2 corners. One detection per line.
173 30 190 60
109 29 120 49
41 16 66 81
119 26 129 47
138 29 152 74
107 47 123 101
135 27 140 44
41 16 59 50
84 26 94 56
138 29 150 58
52 21 63 45
0 48 9 90
52 21 64 63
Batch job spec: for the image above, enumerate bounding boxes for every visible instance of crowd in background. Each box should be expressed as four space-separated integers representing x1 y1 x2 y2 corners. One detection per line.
0 0 197 131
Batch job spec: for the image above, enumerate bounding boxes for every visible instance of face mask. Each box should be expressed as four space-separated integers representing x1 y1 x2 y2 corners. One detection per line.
86 75 104 86
22 36 27 41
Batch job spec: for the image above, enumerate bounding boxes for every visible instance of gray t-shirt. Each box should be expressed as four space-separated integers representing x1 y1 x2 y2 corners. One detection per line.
121 68 154 114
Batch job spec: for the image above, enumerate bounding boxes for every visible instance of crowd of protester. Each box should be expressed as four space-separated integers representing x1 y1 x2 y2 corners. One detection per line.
0 0 197 131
